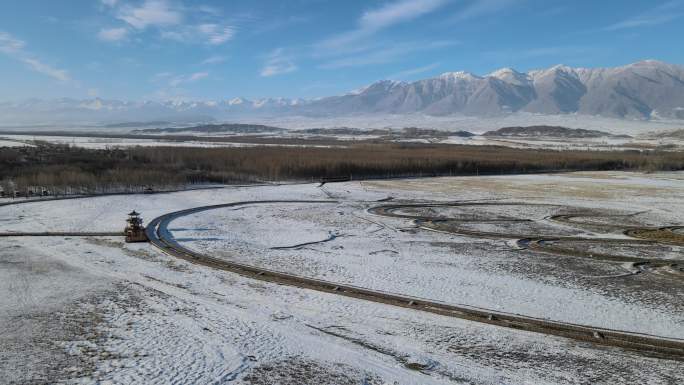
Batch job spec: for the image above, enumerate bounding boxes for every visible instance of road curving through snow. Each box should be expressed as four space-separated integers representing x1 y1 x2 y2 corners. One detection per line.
147 200 684 361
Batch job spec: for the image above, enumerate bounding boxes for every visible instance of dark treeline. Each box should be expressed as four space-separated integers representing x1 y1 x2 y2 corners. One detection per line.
1 143 683 195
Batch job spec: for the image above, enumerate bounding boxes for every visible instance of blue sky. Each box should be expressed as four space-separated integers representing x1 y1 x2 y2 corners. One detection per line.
0 0 683 101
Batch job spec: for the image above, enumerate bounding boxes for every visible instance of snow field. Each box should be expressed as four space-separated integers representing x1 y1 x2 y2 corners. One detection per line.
2 171 684 383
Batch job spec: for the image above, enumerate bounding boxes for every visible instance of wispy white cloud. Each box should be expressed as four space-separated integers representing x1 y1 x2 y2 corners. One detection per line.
308 0 451 72
169 72 209 86
197 5 222 16
318 0 448 50
482 45 599 63
154 71 209 87
103 1 235 45
387 62 441 79
604 1 684 31
320 40 457 69
117 0 183 29
187 72 208 81
251 15 310 35
450 0 520 21
197 23 235 45
360 0 447 30
152 71 173 81
97 27 128 42
160 23 235 45
260 48 297 77
0 31 70 82
0 31 25 54
21 58 70 82
150 70 209 99
202 55 227 65
100 0 118 7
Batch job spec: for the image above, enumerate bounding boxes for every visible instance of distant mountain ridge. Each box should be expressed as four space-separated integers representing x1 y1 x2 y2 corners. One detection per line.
1 60 683 124
483 126 631 139
304 60 684 119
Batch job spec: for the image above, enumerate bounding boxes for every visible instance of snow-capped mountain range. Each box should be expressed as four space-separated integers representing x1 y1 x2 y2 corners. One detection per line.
304 60 684 119
2 60 684 125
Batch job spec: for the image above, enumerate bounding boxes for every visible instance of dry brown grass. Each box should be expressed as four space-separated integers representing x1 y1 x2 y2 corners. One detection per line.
628 229 684 244
2 142 684 193
131 143 684 180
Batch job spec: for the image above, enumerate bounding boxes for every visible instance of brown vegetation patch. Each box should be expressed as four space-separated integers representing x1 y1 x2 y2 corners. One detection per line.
1 142 683 194
627 228 684 244
240 357 384 385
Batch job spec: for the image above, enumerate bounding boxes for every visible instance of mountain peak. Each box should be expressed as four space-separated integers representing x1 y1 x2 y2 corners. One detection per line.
228 97 246 105
487 67 531 85
349 80 405 95
439 71 481 81
488 67 516 74
632 59 667 66
624 59 679 72
549 64 574 72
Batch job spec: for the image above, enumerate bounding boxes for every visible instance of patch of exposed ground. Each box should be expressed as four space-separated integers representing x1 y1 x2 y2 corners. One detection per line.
238 357 386 385
409 322 684 385
363 172 684 201
628 229 684 244
437 241 684 315
1 299 102 384
0 283 142 384
537 240 684 261
84 237 190 272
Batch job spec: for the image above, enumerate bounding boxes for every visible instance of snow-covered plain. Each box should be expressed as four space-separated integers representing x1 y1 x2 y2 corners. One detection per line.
2 131 682 152
0 138 33 147
0 134 336 149
1 172 683 384
234 113 684 136
453 135 684 151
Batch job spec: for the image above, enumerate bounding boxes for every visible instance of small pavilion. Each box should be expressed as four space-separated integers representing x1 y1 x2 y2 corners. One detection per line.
125 211 147 243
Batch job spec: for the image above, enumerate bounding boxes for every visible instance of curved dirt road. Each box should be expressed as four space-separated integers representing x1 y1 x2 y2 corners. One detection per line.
146 200 684 360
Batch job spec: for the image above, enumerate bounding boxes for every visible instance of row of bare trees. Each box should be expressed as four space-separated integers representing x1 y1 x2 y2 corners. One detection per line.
1 143 683 196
